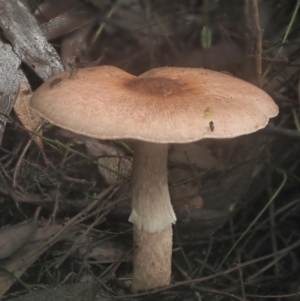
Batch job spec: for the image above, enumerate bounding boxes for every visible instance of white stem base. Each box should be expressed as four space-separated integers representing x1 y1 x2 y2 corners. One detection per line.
131 225 172 293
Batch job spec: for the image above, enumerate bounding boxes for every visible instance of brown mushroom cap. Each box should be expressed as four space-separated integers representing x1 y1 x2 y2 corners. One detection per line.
31 66 278 143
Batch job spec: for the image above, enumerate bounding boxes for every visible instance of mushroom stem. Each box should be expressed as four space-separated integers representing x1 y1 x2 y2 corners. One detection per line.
132 225 172 292
129 141 176 292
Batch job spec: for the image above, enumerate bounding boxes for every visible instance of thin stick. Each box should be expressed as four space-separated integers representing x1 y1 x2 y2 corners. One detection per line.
237 255 246 300
12 120 45 188
251 0 262 87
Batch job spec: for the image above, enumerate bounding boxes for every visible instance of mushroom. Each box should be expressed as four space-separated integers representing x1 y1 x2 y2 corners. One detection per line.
30 66 278 292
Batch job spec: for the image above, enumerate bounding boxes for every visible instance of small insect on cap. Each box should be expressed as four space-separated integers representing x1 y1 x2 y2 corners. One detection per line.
30 66 278 143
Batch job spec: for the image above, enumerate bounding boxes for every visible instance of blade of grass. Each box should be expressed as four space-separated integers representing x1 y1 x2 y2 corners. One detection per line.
292 108 300 132
91 0 123 44
115 139 133 154
263 0 300 78
217 168 287 270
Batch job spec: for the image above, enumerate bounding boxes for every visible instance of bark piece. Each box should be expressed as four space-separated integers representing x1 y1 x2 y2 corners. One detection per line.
0 39 21 142
0 0 63 80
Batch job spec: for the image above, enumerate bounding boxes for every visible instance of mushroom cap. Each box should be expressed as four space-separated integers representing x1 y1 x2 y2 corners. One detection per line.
30 66 278 143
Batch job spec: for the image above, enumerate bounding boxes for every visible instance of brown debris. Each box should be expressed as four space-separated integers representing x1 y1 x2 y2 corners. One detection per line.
0 207 40 260
13 71 47 159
